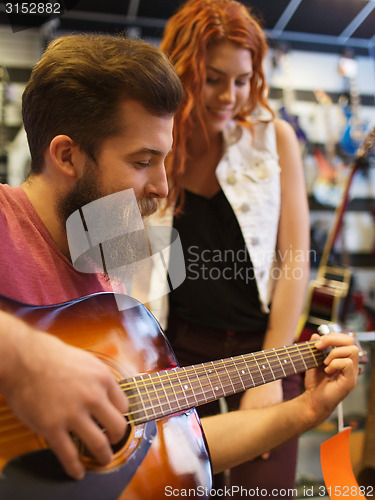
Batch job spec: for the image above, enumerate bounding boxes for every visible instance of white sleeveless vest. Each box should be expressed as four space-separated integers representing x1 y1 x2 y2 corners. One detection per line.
147 120 281 329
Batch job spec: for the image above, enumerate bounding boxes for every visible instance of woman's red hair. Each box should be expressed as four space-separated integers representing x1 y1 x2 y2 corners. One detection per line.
161 0 274 212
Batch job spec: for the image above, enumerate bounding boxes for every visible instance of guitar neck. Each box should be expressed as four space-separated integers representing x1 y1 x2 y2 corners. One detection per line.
319 166 356 270
123 341 325 425
319 128 375 270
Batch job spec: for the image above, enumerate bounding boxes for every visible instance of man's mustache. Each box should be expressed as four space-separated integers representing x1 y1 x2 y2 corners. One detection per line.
138 197 158 218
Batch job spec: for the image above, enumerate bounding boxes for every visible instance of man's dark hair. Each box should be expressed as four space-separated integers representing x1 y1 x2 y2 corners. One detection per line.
22 34 183 173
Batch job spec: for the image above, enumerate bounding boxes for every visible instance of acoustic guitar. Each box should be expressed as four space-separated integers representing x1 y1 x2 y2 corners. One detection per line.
272 44 307 149
0 291 335 500
311 89 346 208
338 52 368 157
297 128 375 342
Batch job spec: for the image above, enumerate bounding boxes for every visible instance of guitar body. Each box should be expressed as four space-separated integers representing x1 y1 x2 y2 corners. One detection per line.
0 292 212 500
297 266 352 342
311 149 346 207
338 54 368 157
339 103 368 157
278 106 307 145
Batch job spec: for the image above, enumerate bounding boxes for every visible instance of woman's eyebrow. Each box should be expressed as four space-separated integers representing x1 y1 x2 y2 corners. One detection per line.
206 65 253 78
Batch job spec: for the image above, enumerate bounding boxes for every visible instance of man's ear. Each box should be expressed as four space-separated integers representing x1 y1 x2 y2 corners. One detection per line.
49 135 85 179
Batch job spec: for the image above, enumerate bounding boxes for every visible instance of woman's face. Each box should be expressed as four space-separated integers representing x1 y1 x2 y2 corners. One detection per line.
200 40 252 135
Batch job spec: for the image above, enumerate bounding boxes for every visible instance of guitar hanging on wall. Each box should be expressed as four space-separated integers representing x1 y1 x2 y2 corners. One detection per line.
297 128 375 342
338 50 368 157
312 89 346 208
270 43 308 150
0 291 346 500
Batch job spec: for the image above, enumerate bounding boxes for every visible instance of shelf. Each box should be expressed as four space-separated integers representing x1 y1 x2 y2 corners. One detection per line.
308 196 375 212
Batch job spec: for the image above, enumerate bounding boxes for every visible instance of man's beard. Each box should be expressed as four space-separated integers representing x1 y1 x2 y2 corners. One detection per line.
57 160 158 226
57 159 159 282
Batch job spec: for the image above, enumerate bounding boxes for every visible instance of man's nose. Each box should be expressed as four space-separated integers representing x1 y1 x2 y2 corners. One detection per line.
145 165 169 199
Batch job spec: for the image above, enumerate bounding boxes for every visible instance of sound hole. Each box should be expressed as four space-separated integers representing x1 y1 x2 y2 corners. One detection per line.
111 420 132 453
76 417 132 462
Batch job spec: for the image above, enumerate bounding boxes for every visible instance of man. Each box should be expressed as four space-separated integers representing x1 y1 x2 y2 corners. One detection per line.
0 33 182 482
0 34 358 486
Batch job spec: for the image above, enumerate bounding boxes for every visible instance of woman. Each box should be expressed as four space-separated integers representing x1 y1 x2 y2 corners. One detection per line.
149 0 310 495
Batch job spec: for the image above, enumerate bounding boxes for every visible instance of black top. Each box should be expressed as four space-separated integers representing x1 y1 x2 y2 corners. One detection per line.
168 189 269 333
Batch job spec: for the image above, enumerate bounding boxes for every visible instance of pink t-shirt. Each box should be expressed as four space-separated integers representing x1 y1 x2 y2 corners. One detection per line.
0 184 113 306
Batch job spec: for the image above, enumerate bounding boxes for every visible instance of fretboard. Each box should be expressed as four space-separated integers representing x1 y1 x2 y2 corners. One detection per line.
121 341 326 425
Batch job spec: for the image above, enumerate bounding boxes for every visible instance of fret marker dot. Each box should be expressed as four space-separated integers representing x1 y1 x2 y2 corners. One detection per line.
215 386 219 391
283 360 287 363
262 365 266 369
184 384 189 390
241 370 245 374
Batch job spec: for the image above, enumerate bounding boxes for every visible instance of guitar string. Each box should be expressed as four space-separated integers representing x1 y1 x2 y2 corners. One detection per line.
0 343 324 436
0 349 324 441
0 344 322 422
1 354 318 442
119 344 325 423
121 357 322 410
0 352 314 438
125 353 322 399
0 347 318 441
119 343 323 398
0 426 34 442
124 353 323 425
121 359 321 408
1 346 315 439
119 342 322 394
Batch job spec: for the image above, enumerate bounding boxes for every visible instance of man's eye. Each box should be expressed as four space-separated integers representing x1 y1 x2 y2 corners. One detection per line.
135 161 150 167
206 77 219 84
